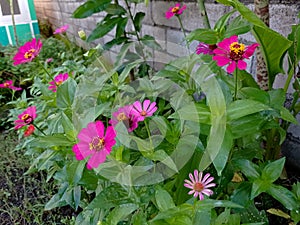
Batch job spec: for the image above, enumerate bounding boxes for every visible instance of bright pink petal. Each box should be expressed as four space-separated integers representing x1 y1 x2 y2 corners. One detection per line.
86 150 108 169
213 56 231 66
94 121 105 138
143 99 151 111
178 5 187 14
165 12 174 19
237 60 247 70
133 101 142 112
226 61 237 74
243 43 259 58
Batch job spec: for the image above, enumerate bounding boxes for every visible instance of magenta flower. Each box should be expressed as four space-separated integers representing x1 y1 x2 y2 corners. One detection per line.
0 80 22 91
72 121 117 169
196 43 217 55
48 73 69 92
54 24 69 34
131 100 157 122
14 106 37 130
24 124 35 137
212 35 259 74
109 105 139 132
184 170 216 200
165 3 187 19
12 38 42 66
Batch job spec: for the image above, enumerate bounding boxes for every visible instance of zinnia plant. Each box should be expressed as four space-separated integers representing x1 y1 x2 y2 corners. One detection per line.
131 99 157 122
0 80 22 91
14 106 37 130
165 3 187 19
212 35 259 73
48 73 69 92
12 38 42 66
184 170 216 200
72 121 117 169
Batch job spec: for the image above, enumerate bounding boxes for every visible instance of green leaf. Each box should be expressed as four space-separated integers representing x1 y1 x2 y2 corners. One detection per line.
261 158 285 183
87 16 124 42
116 17 128 38
251 179 270 199
105 4 126 15
155 189 176 212
214 10 235 32
239 87 270 104
149 150 178 173
227 99 271 121
267 184 299 210
30 134 74 147
187 29 219 44
233 159 260 180
105 203 138 225
133 12 145 32
195 199 243 210
61 111 77 142
279 106 298 124
141 35 162 50
72 0 111 18
252 25 293 87
56 78 77 109
224 15 251 38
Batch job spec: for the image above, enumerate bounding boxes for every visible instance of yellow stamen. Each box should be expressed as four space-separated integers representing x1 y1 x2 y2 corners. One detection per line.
4 82 10 87
24 49 35 59
171 6 179 13
89 137 105 151
140 110 147 116
21 114 30 121
117 112 127 121
229 42 245 54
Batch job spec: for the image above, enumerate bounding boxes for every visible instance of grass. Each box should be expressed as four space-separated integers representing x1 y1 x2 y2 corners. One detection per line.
0 130 76 225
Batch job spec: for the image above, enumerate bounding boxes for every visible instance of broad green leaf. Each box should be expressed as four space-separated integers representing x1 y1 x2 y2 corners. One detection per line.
213 130 233 176
227 99 271 121
287 24 300 64
61 111 77 142
105 203 138 225
193 210 211 225
187 29 219 44
224 15 251 38
155 189 176 212
195 199 243 210
239 87 270 104
141 35 162 50
261 158 285 183
87 16 124 42
133 12 145 32
251 179 270 199
116 17 128 38
105 4 126 15
56 78 77 109
73 186 81 210
132 211 147 225
149 150 178 173
233 159 260 180
45 182 69 210
29 133 74 147
252 25 293 87
214 10 235 32
267 184 299 210
279 106 298 124
72 0 111 18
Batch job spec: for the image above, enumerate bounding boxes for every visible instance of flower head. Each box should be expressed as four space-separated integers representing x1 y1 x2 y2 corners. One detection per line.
72 121 117 169
14 106 37 130
0 80 22 91
109 105 139 132
12 38 42 66
196 43 217 55
48 73 69 92
24 124 35 137
184 170 216 200
165 3 187 19
131 99 157 122
54 25 69 34
212 35 259 74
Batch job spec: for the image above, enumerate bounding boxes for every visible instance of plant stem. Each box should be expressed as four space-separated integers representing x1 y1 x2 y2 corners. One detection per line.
197 0 211 29
144 120 154 152
32 123 47 136
177 15 190 53
36 58 54 80
234 69 238 101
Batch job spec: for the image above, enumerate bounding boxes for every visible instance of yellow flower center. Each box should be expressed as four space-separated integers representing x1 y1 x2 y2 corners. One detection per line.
21 113 33 123
21 114 30 121
193 182 204 192
4 82 10 87
140 110 147 116
229 42 245 61
24 49 35 59
56 80 63 86
117 112 128 121
89 137 105 151
171 6 179 13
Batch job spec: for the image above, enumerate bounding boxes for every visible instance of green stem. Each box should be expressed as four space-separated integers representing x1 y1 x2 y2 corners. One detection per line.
36 58 54 80
177 15 190 52
234 69 238 101
144 120 154 152
197 0 211 29
32 123 47 136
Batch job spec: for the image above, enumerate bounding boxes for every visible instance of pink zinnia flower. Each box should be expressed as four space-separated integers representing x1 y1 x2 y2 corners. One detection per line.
165 3 187 19
54 25 69 34
14 106 37 130
196 43 217 55
109 105 139 132
184 170 216 200
48 73 69 92
131 100 157 122
212 35 259 74
12 38 42 66
0 80 22 91
72 121 117 169
24 124 35 137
